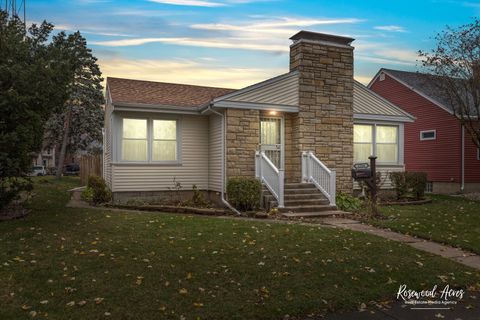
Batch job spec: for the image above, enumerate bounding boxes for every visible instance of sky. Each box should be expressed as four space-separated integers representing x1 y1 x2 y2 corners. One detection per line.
27 0 480 88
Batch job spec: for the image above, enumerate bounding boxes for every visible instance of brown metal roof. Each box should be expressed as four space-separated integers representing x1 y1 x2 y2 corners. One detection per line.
107 77 236 108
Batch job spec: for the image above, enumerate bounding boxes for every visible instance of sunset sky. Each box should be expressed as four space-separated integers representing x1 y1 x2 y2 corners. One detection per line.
28 0 480 88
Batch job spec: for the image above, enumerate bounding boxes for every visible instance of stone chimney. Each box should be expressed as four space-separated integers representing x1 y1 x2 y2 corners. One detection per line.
289 30 354 193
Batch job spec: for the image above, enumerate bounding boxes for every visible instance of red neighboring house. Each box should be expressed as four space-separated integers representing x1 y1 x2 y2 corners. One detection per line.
369 68 480 194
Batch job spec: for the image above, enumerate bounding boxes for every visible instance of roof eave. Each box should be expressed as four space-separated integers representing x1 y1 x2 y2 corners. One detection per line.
354 113 415 123
112 102 201 115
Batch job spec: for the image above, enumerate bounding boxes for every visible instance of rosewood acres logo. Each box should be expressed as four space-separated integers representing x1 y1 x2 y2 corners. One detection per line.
397 284 465 310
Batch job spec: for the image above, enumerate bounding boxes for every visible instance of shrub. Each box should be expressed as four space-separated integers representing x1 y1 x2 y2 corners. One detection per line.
407 172 427 200
389 172 408 200
83 175 111 205
226 177 262 212
0 178 33 210
191 184 207 207
81 187 94 203
336 192 363 212
389 171 428 201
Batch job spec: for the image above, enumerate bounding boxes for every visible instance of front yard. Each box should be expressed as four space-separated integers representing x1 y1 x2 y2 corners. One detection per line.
373 194 480 254
0 178 479 319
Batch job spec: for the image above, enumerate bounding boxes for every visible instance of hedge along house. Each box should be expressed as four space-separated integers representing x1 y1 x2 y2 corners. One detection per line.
103 31 414 215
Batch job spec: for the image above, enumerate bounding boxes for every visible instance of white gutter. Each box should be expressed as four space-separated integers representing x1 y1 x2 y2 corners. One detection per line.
461 125 465 192
202 106 241 215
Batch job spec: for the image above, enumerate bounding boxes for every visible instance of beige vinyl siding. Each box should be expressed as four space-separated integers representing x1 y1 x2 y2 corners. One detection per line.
111 115 209 192
208 114 223 192
103 100 113 188
222 72 299 106
353 165 405 190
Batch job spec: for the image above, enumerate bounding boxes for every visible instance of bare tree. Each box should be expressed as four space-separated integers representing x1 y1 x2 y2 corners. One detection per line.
419 18 480 147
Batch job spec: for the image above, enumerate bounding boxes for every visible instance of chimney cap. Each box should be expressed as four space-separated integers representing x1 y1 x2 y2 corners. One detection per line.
290 30 355 46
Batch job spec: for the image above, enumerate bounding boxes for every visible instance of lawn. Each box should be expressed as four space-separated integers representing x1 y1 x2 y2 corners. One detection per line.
0 178 479 319
372 194 480 254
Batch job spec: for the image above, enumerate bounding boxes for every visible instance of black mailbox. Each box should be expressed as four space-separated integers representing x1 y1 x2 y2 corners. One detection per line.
351 162 372 180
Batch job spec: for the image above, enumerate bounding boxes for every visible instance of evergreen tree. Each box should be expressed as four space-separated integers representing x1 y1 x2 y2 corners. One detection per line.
42 31 104 178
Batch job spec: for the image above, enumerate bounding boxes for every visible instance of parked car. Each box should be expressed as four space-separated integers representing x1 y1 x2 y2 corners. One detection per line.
64 163 80 176
29 165 46 176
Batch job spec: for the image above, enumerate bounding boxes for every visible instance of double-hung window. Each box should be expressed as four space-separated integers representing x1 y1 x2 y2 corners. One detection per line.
120 117 178 163
354 124 399 164
122 119 148 161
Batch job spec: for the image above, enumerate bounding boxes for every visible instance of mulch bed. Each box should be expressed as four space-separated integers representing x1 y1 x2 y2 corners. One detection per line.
109 204 229 216
379 198 432 206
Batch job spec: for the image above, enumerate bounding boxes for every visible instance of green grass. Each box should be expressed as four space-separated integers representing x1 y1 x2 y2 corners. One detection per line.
372 194 480 254
0 178 479 319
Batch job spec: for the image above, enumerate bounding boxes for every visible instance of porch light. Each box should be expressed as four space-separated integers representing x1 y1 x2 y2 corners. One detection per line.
268 111 278 116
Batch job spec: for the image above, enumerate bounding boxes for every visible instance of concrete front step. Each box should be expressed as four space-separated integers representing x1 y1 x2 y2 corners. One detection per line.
263 193 328 203
273 198 330 207
284 183 316 189
282 188 321 195
281 210 344 218
278 204 336 213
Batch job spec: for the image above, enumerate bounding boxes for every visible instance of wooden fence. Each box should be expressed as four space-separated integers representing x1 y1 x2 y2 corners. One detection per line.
80 155 102 185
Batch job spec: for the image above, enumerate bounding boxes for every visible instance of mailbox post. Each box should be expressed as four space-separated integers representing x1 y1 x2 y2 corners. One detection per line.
368 156 378 216
351 156 378 216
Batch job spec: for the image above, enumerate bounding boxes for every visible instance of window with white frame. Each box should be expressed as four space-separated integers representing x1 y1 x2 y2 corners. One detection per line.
121 118 178 162
152 120 177 161
354 124 399 163
122 119 148 161
420 130 436 141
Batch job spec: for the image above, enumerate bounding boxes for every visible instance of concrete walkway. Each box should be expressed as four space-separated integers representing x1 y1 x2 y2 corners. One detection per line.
321 217 480 270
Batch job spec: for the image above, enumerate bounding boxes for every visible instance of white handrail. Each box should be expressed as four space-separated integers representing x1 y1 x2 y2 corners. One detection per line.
301 151 336 206
255 151 284 208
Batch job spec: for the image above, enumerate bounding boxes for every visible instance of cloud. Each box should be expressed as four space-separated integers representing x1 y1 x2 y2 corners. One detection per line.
354 75 374 85
148 0 225 7
373 25 407 33
91 36 288 52
91 16 364 53
98 57 284 88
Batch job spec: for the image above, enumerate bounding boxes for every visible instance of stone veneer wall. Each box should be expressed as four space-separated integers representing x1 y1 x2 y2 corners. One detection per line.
290 40 354 193
225 108 260 179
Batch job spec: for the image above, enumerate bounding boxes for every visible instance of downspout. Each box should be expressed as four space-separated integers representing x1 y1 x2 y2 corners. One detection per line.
461 125 465 192
203 105 241 215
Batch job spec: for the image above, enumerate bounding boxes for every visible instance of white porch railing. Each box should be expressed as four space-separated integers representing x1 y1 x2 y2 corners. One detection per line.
301 151 336 206
255 151 284 208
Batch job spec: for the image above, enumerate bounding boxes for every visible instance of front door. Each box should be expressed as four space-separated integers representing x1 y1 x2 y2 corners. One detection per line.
260 116 284 169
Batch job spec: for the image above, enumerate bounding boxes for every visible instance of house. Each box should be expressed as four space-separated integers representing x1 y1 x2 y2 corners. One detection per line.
103 31 414 214
33 147 56 172
369 68 480 193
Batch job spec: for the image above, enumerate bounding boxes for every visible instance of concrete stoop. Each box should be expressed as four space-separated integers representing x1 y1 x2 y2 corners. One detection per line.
263 183 345 218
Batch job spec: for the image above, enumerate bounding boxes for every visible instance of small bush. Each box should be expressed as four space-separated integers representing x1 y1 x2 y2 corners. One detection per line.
226 177 262 212
336 192 363 212
389 172 408 200
81 187 94 203
191 184 207 207
407 172 427 200
83 175 111 205
389 171 428 201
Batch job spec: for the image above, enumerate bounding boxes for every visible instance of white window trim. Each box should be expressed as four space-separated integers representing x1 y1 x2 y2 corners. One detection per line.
420 130 436 141
115 114 181 165
354 121 404 165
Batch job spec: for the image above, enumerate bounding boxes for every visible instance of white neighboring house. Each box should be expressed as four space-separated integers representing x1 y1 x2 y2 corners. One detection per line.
103 31 414 213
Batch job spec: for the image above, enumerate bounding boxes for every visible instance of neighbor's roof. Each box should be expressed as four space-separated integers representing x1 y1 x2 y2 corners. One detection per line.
107 77 236 108
375 68 477 116
353 80 415 121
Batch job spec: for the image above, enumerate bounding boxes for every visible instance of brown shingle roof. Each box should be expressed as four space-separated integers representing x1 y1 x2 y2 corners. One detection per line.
107 77 236 108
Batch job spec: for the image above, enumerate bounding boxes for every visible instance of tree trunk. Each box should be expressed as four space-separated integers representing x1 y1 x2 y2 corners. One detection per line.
55 110 72 179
